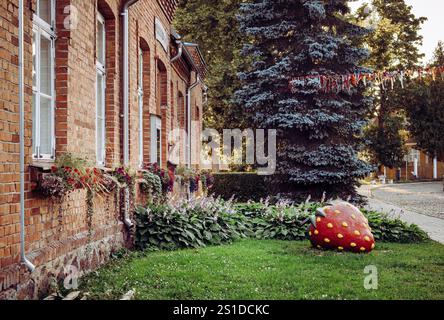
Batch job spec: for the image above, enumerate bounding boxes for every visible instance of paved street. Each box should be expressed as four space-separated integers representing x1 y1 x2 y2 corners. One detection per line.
359 183 444 244
371 182 444 219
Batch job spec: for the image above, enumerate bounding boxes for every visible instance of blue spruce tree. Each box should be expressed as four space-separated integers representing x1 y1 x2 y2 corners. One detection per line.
235 0 374 199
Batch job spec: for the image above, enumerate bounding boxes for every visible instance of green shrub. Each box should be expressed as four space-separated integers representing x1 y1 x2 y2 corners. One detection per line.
364 210 430 243
134 197 250 250
211 173 267 202
237 201 314 241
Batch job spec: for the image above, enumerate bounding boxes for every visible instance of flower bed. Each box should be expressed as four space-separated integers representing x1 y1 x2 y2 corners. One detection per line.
134 197 430 251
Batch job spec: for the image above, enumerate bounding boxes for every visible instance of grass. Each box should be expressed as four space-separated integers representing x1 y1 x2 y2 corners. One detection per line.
80 240 444 300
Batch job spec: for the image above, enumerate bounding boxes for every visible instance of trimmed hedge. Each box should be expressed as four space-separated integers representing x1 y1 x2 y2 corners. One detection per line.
210 173 268 202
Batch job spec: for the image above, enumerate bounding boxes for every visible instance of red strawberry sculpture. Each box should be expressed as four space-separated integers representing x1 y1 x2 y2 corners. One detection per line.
308 202 376 253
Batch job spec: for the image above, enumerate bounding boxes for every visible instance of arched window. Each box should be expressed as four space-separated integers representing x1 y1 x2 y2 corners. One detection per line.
139 39 150 166
156 59 168 113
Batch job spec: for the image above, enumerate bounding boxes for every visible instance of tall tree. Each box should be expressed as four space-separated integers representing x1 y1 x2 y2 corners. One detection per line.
235 0 373 199
364 113 408 168
402 42 444 160
354 0 426 168
174 0 247 131
431 41 444 66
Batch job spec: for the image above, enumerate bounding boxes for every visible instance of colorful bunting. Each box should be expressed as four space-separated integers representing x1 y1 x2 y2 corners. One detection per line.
289 66 444 94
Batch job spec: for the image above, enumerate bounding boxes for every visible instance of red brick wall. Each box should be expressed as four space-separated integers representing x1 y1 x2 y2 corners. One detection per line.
0 0 32 272
383 150 444 181
0 0 205 299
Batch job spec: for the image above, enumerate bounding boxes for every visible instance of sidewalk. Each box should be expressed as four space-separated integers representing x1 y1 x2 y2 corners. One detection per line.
359 185 444 244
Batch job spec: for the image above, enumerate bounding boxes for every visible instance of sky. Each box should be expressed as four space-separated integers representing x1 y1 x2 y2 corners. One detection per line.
349 0 444 64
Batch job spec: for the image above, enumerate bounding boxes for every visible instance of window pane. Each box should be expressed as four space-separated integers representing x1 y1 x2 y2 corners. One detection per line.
97 20 105 65
39 96 52 155
96 73 104 115
32 94 37 155
38 0 52 25
32 31 37 88
40 35 52 96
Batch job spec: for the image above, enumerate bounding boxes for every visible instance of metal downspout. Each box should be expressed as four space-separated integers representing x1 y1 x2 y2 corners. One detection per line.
170 41 184 63
19 0 35 272
121 0 139 229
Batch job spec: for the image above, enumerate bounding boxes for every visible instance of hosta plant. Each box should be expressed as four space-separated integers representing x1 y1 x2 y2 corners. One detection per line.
135 196 249 250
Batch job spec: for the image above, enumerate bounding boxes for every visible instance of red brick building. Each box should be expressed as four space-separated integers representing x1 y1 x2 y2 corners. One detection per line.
0 0 206 299
382 141 444 181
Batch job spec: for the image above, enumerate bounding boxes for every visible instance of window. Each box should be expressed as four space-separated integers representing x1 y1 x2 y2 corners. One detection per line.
138 48 144 167
96 13 106 166
32 0 56 160
407 149 421 165
150 116 162 166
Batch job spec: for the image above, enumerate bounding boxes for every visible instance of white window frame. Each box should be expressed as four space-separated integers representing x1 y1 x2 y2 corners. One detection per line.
150 115 162 166
32 0 56 160
35 0 56 32
138 48 144 167
96 12 106 167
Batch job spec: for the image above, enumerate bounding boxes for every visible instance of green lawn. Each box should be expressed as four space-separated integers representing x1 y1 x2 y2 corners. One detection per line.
81 240 444 300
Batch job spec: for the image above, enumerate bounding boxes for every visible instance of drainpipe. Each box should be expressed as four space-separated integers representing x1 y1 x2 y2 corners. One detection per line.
19 0 35 272
121 0 139 229
171 41 199 63
170 41 183 63
123 188 133 228
187 75 200 167
122 0 139 167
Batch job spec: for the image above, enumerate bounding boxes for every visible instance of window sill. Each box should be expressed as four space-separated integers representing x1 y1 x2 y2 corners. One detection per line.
31 160 55 171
